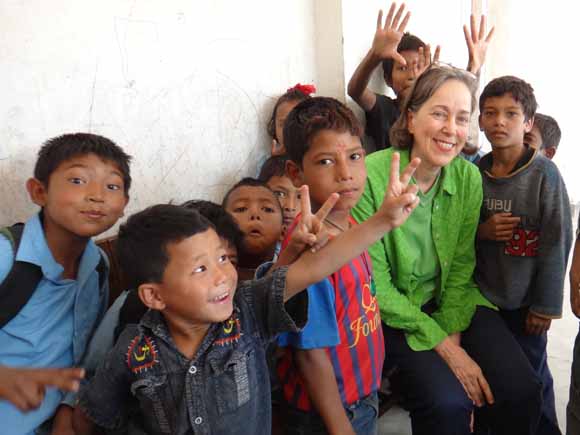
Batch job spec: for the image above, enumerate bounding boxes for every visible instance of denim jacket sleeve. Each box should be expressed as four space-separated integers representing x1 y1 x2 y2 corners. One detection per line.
76 326 136 429
238 266 308 342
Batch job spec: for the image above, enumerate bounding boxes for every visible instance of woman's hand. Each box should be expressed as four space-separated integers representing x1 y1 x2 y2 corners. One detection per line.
377 152 420 229
435 337 494 407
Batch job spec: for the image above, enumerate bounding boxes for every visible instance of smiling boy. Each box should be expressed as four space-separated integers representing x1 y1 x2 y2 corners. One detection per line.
0 133 130 434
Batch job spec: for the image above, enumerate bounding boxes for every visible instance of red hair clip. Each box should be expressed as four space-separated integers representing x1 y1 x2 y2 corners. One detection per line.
287 83 316 95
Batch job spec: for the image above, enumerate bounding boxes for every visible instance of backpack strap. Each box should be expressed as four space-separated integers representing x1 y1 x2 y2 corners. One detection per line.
0 224 44 329
115 289 147 343
0 225 108 329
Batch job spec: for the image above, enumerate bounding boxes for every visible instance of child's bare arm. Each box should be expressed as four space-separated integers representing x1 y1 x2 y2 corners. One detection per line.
463 15 495 75
295 349 355 435
0 366 84 412
347 3 410 111
284 153 420 300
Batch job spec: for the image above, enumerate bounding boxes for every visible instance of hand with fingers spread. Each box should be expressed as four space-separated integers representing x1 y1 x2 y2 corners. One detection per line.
0 365 85 412
376 152 421 229
371 3 411 64
477 212 520 241
525 311 552 335
464 15 495 75
413 44 441 78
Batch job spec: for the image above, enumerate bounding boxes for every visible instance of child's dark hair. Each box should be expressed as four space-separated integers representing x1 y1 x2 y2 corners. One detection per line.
181 200 243 252
258 155 290 183
34 133 132 195
534 113 561 149
267 85 315 141
117 204 212 288
283 97 363 165
382 33 426 84
222 177 281 212
479 76 537 121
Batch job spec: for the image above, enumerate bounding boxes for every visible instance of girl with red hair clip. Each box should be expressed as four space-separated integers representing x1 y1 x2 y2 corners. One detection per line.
267 83 316 156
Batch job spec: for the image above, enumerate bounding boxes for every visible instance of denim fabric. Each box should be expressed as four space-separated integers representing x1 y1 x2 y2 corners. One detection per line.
78 266 308 435
568 325 580 435
283 392 378 435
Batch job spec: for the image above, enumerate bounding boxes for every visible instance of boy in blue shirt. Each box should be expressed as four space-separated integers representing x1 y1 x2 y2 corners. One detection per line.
476 76 573 435
0 133 131 434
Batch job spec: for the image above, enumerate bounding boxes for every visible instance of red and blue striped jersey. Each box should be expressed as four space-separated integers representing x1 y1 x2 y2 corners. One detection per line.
277 216 385 411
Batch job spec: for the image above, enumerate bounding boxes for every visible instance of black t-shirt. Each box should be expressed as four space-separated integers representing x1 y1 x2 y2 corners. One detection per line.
365 93 400 151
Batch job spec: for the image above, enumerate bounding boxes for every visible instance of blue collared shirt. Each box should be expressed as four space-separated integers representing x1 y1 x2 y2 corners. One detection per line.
0 213 109 435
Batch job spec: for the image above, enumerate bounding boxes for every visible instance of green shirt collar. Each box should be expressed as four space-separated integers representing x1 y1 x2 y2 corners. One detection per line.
398 148 457 196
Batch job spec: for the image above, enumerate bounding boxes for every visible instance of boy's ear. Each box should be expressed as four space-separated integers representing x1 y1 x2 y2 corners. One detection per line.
138 283 166 311
524 116 534 134
26 178 48 207
285 160 304 188
543 147 557 160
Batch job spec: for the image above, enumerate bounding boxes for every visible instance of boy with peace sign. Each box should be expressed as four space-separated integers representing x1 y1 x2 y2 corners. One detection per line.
275 97 419 434
72 148 419 435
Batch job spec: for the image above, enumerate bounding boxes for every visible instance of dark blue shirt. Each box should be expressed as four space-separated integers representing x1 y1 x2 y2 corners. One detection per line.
78 266 307 434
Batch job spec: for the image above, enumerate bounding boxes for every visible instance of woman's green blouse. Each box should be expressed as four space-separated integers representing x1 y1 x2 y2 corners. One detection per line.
352 148 495 351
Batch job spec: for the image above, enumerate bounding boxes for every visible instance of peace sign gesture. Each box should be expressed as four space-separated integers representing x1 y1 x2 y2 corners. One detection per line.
378 152 421 228
291 186 339 253
372 3 411 64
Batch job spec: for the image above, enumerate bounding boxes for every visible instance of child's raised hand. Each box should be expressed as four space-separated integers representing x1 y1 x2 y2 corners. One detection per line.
0 366 85 412
464 15 495 75
378 152 420 228
371 3 411 64
289 186 338 254
413 44 441 78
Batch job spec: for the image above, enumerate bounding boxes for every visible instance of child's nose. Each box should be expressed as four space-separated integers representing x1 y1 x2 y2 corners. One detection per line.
86 183 105 203
336 159 352 181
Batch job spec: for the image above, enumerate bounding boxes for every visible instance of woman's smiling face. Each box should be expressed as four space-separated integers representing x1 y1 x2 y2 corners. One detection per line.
407 79 472 169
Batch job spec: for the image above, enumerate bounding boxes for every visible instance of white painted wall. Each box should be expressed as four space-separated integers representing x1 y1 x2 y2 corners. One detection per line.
486 0 580 203
0 0 317 227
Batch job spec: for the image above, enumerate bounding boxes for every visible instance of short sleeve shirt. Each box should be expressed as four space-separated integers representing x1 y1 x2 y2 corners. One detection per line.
364 93 400 151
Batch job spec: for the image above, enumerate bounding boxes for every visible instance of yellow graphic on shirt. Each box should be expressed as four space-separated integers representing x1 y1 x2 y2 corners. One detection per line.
223 319 235 334
134 345 151 362
349 283 381 348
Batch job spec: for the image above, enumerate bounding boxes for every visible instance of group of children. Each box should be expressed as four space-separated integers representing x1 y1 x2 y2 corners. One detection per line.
0 2 576 435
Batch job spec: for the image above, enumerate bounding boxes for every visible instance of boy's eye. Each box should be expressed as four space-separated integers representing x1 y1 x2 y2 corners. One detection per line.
318 158 332 166
263 206 275 213
107 184 121 191
68 177 85 185
218 254 229 264
233 207 247 213
194 265 207 273
350 152 362 161
273 191 286 199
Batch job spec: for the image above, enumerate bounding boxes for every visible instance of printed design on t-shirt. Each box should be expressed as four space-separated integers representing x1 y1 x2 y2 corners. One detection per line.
504 227 539 257
349 281 381 348
214 314 242 347
126 335 159 374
